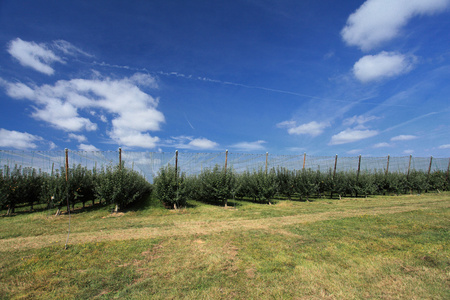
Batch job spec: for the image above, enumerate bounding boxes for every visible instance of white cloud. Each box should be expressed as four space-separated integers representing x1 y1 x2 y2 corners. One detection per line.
78 144 100 151
353 52 415 82
390 134 417 141
329 128 379 145
31 99 97 132
187 138 218 150
373 142 391 148
68 133 87 143
230 140 266 152
277 120 330 137
0 128 42 149
7 38 64 75
439 144 450 149
171 136 218 150
341 0 450 51
2 73 165 148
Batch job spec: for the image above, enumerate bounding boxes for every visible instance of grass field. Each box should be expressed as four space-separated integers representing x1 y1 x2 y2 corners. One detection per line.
0 193 449 299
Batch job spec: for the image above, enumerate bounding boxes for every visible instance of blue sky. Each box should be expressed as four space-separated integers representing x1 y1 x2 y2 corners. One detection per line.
0 0 449 157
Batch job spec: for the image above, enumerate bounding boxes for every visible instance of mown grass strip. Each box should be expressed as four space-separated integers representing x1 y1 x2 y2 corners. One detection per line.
0 193 449 299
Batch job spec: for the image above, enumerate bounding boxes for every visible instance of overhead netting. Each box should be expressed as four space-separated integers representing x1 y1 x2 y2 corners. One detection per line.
1 150 448 183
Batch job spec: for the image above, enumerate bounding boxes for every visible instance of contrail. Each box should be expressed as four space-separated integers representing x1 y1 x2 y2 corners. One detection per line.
184 113 195 130
92 61 410 107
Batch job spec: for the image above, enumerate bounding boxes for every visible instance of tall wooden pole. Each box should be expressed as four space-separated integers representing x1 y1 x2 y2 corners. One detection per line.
446 158 450 183
119 147 122 170
357 154 361 179
265 152 268 175
65 148 69 182
333 154 338 179
407 155 412 178
175 150 178 178
428 156 433 176
303 153 306 170
224 150 228 174
385 155 390 175
65 148 70 213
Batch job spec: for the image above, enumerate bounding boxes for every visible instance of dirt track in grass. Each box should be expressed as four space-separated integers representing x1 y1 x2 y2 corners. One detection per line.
1 197 449 252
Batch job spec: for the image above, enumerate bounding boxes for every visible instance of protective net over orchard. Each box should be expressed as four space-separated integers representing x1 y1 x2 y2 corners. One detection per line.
0 150 449 183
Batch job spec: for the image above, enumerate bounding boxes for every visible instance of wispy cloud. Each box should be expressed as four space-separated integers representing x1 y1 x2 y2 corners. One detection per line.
78 144 100 151
7 38 64 75
373 142 391 148
353 52 416 82
7 38 94 75
68 133 87 143
403 149 414 155
390 134 417 141
277 120 330 137
341 0 450 51
343 115 379 127
52 40 93 57
167 136 219 150
0 128 42 149
329 128 379 145
439 144 450 149
230 140 266 152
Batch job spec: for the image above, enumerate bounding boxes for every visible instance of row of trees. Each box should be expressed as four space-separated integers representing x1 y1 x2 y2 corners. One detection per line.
2 163 449 214
0 164 151 215
154 165 450 208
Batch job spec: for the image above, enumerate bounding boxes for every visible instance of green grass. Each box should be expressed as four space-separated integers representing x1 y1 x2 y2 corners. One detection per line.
1 193 449 299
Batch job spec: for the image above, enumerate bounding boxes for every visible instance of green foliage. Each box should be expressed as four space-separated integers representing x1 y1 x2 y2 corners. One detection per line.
428 170 448 192
236 168 278 203
275 168 296 199
153 165 187 208
407 170 429 194
96 163 151 211
294 169 318 201
0 165 42 214
190 165 236 206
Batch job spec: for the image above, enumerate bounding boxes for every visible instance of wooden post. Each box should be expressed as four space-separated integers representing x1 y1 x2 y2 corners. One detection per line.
265 152 268 175
302 153 306 170
407 155 412 178
224 150 228 208
385 155 390 175
118 147 122 170
175 150 178 177
357 154 361 179
333 154 338 179
224 150 228 173
446 158 450 183
428 156 433 176
65 149 69 182
65 148 69 213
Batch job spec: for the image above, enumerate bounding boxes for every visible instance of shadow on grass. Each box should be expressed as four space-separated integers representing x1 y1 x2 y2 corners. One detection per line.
0 199 113 217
